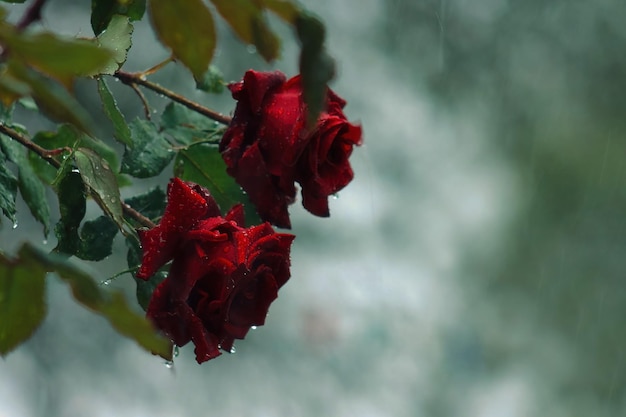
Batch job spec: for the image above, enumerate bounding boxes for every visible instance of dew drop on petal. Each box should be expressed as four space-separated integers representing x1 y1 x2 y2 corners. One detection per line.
229 346 236 354
331 194 339 200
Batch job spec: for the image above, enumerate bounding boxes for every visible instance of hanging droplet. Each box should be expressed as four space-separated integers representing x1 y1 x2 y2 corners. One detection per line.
229 346 236 354
164 360 174 369
173 345 180 358
331 194 339 200
12 221 18 229
251 326 257 330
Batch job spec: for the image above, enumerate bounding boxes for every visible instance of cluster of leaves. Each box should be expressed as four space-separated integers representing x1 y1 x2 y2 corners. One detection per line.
0 0 334 360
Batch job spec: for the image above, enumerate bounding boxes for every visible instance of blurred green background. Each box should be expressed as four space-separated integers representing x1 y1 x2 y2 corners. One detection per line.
1 0 626 416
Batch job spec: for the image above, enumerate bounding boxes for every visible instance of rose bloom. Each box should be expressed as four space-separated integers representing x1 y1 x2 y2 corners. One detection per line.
136 178 295 363
219 70 363 228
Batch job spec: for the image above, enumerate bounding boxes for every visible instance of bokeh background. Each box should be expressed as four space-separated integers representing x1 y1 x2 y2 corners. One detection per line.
2 0 626 416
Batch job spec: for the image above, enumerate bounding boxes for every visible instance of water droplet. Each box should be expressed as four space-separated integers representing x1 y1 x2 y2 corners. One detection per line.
173 345 180 357
164 360 174 368
109 197 116 203
229 346 236 354
251 326 257 330
42 239 48 245
331 194 339 200
246 45 257 54
12 221 18 229
101 279 111 286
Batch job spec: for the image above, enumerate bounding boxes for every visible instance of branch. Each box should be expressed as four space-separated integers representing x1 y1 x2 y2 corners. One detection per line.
16 0 49 30
114 71 232 125
0 123 156 229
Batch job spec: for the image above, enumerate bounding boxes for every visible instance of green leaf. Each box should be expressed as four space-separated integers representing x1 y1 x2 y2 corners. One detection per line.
195 65 225 94
0 27 114 86
29 125 122 185
149 0 216 80
77 216 119 261
74 148 124 230
8 61 93 133
264 0 301 22
210 0 280 61
0 248 47 357
54 170 86 256
161 102 223 145
126 237 166 311
296 13 335 125
0 134 50 235
121 119 174 178
0 151 17 223
174 142 261 224
91 0 146 35
124 186 166 227
98 77 132 146
18 244 172 360
92 15 134 75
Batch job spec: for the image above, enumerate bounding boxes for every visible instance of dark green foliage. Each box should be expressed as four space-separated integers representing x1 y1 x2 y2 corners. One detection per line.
174 142 261 224
91 0 146 35
121 119 174 178
54 170 86 256
77 216 118 261
161 102 223 145
124 187 166 227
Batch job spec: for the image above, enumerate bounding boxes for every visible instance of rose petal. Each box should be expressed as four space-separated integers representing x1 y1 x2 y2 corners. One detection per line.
136 178 210 280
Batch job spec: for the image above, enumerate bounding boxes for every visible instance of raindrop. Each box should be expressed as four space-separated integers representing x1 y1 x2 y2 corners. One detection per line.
173 345 180 357
12 221 18 229
251 326 257 330
331 194 339 200
229 346 236 354
42 239 48 245
246 44 257 54
164 360 174 369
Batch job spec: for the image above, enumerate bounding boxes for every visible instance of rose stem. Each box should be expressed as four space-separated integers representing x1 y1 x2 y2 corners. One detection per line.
113 70 233 125
0 123 157 229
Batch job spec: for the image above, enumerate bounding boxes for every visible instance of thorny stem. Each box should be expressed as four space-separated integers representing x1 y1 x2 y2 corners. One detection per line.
114 70 233 125
0 123 157 229
16 0 49 30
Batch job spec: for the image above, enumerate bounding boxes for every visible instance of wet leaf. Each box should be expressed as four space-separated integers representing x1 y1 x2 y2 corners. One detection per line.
92 15 134 75
54 170 86 256
19 244 172 360
175 142 261 224
149 0 216 80
74 148 124 230
98 77 132 146
124 186 166 227
161 102 223 145
0 248 47 357
77 216 119 261
0 27 114 86
210 0 280 61
0 150 17 223
0 134 50 235
91 0 146 35
8 61 93 133
121 119 174 178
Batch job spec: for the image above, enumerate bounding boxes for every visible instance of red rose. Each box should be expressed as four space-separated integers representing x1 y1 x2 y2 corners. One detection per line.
219 70 362 228
136 178 295 363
